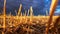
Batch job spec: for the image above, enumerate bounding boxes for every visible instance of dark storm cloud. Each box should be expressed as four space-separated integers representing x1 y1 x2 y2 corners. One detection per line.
0 0 59 15
58 0 60 5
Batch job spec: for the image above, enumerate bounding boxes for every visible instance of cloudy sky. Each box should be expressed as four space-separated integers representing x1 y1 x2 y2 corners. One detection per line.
0 0 60 16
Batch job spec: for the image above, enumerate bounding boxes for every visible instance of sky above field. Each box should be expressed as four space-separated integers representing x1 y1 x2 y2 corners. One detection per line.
0 0 60 16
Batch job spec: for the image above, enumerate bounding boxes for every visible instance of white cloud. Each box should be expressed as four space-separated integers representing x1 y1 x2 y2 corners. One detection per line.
55 6 60 13
55 9 60 13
